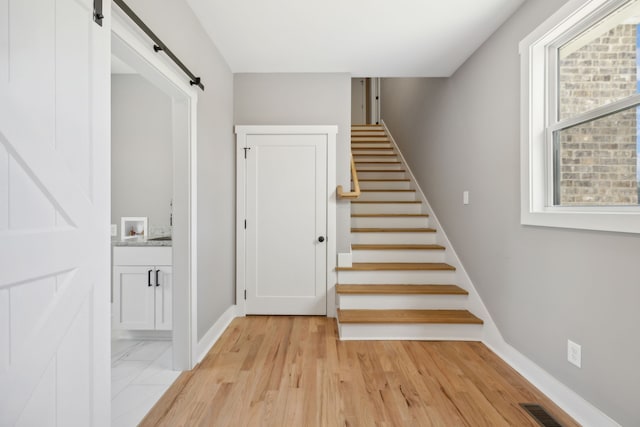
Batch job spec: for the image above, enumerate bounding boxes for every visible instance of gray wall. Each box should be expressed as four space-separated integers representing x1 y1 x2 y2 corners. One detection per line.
111 75 173 233
380 1 639 425
127 0 236 341
234 73 352 252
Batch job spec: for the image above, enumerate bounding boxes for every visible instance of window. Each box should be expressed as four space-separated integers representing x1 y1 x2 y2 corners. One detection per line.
520 0 640 233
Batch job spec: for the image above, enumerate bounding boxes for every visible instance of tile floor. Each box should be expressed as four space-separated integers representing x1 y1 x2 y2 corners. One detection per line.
111 339 181 427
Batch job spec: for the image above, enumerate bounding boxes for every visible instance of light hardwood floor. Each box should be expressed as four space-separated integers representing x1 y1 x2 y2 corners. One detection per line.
141 316 579 426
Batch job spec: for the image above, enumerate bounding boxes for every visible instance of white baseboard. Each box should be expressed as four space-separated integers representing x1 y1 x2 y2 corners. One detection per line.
196 305 239 363
484 338 620 427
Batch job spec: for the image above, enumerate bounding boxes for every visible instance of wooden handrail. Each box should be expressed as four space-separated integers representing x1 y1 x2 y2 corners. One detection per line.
337 156 361 199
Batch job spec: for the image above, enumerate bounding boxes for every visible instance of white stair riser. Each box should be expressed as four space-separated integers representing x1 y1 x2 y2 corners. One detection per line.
351 149 395 155
357 191 416 202
351 143 393 149
351 203 422 214
358 180 410 190
337 270 455 284
351 232 436 244
338 294 468 310
351 216 429 228
338 323 483 341
351 249 446 263
356 163 403 170
353 156 399 162
356 171 407 180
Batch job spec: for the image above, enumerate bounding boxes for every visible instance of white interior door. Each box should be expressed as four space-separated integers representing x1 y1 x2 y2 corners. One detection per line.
0 0 110 425
245 134 327 315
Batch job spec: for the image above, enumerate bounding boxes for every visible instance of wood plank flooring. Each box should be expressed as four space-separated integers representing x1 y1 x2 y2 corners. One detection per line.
141 316 579 427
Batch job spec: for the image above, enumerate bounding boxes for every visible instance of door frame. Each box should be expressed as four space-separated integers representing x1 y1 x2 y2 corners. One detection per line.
111 8 199 370
235 126 338 317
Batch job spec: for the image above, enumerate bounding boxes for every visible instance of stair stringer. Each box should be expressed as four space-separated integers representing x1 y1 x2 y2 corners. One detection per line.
379 120 503 346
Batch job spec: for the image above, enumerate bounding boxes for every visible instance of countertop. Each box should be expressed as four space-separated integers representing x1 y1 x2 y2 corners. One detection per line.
111 236 172 247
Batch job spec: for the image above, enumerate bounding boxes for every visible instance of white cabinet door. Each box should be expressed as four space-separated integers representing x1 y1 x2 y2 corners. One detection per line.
154 266 172 330
112 266 155 330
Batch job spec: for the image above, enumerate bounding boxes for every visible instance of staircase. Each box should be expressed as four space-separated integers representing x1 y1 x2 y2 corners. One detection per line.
336 124 484 340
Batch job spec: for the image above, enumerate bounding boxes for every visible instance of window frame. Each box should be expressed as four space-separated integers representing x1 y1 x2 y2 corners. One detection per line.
520 0 640 234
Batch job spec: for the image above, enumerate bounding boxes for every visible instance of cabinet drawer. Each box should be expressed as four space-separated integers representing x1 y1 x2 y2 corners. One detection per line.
113 246 172 266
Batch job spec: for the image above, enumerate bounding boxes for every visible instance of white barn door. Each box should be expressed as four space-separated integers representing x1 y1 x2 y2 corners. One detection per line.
244 134 327 315
0 0 110 425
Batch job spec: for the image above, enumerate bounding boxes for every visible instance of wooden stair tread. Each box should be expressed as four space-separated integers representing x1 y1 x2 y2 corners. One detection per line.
356 169 406 173
357 179 410 182
337 309 483 325
355 161 401 164
351 200 421 204
351 140 391 144
351 227 436 233
352 244 444 250
360 189 415 192
336 284 468 295
337 262 455 271
351 213 428 217
353 153 397 157
351 147 394 150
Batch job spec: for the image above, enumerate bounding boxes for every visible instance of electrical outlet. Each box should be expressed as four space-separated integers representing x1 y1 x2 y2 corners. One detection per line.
111 224 117 237
463 191 469 205
567 340 581 368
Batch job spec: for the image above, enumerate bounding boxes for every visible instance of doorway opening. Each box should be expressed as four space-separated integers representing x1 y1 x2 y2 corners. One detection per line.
351 78 381 125
110 7 198 424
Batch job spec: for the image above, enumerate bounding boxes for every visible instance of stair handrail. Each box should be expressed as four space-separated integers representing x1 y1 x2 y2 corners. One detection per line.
337 155 360 199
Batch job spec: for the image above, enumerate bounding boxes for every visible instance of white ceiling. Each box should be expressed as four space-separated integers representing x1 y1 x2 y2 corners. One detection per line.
186 0 525 77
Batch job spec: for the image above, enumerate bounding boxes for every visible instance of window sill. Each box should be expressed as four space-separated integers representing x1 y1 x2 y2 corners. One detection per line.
521 209 640 234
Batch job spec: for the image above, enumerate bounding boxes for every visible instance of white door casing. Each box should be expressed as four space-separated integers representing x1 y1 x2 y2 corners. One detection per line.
111 6 199 370
246 134 327 315
236 126 338 317
0 0 111 425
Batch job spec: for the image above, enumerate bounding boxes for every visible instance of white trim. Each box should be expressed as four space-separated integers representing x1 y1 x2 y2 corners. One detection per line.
519 0 640 234
381 120 503 343
484 339 621 427
383 120 620 426
111 8 199 370
196 305 239 363
234 125 338 318
337 251 353 267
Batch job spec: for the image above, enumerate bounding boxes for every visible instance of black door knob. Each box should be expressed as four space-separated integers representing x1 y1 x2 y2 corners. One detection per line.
318 236 325 243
